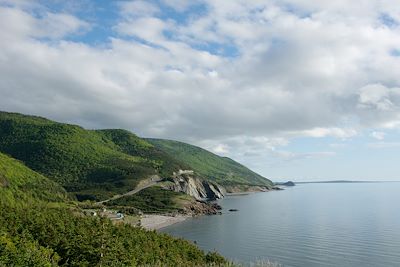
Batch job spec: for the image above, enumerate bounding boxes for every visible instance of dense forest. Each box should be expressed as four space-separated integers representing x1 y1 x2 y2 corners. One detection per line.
0 112 186 201
0 111 274 266
0 112 272 202
0 152 227 266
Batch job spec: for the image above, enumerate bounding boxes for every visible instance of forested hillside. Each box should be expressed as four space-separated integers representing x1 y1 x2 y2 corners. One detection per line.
0 151 227 266
0 111 274 266
147 139 273 187
0 152 67 204
0 112 186 201
0 112 272 201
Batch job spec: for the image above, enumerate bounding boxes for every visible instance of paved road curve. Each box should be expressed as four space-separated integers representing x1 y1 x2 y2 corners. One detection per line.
96 175 162 204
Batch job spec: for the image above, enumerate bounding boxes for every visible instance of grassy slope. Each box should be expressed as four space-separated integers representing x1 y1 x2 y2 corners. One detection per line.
0 152 68 205
147 139 273 187
105 186 190 214
0 151 226 266
0 112 186 201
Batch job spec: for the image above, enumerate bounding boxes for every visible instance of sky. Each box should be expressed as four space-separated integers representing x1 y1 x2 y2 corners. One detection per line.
1 0 400 181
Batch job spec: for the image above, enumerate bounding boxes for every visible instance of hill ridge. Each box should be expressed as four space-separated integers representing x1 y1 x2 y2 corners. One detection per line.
0 111 272 200
146 138 272 188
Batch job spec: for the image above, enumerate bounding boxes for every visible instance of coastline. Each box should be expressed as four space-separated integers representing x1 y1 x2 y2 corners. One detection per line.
140 214 189 230
226 187 279 196
226 192 250 196
140 188 277 230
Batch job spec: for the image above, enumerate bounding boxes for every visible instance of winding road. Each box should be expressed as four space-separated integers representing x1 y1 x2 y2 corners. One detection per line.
97 175 162 204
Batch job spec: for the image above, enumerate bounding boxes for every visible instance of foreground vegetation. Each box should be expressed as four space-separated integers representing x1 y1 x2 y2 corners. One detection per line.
0 152 226 266
0 203 226 266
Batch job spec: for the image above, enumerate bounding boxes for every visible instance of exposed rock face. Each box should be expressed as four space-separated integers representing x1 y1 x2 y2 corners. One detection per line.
182 200 222 216
162 170 226 200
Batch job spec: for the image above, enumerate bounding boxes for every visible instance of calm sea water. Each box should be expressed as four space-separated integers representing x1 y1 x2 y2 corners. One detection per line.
161 183 400 267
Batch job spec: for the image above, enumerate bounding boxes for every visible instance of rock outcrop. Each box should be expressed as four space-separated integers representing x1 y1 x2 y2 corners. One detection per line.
162 170 226 200
182 200 222 216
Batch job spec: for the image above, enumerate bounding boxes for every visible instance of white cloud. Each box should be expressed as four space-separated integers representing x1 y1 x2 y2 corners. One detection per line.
0 0 38 8
356 84 400 129
118 1 160 17
161 0 197 12
212 144 229 155
273 150 336 161
0 6 89 41
38 12 91 39
197 136 288 158
1 0 400 160
370 131 386 140
358 84 395 111
116 17 169 42
296 128 358 139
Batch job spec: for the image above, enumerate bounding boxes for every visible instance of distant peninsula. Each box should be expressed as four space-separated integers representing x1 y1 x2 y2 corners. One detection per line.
274 181 296 186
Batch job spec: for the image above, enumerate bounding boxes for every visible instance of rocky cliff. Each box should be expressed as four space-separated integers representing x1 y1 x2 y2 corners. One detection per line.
161 170 226 200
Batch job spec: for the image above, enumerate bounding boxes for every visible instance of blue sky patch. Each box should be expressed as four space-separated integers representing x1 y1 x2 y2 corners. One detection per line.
380 13 398 28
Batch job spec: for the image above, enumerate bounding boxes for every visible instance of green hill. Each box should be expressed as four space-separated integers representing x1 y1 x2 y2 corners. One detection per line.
0 151 226 266
147 139 273 188
0 152 68 205
0 111 271 201
0 111 271 265
0 112 186 201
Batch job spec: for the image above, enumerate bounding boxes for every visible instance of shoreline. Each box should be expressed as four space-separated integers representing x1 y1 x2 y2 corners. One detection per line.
140 190 275 230
226 192 250 196
226 188 279 196
140 214 189 230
